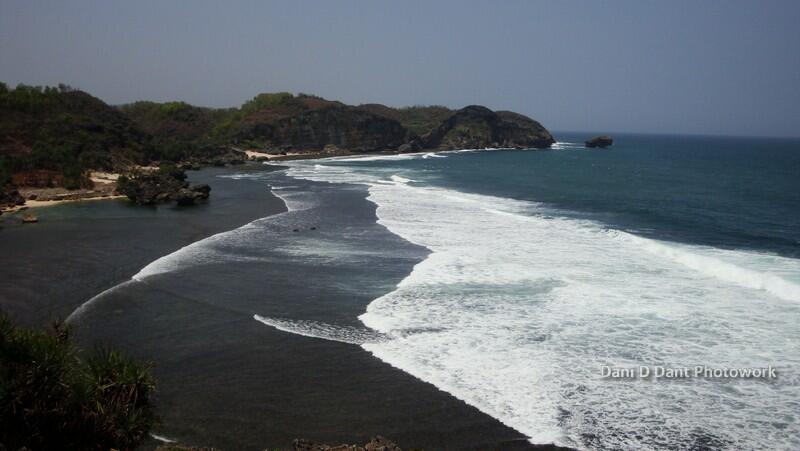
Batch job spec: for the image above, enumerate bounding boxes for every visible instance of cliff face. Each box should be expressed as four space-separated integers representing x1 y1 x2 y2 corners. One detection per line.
421 105 554 150
238 106 408 152
357 104 454 136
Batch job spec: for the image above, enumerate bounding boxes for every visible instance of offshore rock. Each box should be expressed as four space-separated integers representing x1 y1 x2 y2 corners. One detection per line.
585 135 613 148
116 169 190 205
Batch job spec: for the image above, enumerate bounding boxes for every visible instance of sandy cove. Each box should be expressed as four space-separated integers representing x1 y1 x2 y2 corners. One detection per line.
1 171 123 214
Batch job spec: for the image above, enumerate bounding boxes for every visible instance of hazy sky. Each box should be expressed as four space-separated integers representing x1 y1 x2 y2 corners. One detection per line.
1 0 799 137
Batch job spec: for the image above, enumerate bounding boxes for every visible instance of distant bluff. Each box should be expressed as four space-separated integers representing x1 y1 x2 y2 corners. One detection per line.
219 93 555 152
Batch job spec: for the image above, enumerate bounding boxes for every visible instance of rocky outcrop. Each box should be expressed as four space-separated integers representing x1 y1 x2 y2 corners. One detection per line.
293 436 401 451
397 139 423 153
585 135 613 148
116 169 210 206
175 184 211 206
420 106 554 150
0 186 26 211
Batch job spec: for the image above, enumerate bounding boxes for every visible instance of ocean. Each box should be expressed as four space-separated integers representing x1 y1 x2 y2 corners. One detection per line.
64 133 799 449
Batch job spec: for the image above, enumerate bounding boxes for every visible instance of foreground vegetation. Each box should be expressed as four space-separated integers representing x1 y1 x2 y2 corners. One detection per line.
0 312 157 450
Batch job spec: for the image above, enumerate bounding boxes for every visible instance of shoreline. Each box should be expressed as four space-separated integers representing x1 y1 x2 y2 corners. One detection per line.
1 194 127 214
0 146 521 215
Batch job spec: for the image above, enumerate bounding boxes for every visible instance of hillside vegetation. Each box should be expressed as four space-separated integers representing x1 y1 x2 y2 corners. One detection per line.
0 82 554 189
0 83 154 188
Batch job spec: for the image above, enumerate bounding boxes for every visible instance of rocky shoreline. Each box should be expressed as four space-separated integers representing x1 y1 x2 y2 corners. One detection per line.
0 141 539 217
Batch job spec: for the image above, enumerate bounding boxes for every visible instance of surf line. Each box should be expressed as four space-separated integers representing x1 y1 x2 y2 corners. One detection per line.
253 314 389 345
64 180 298 323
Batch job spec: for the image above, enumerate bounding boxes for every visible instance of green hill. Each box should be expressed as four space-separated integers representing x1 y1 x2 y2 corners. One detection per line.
1 82 555 190
0 83 157 187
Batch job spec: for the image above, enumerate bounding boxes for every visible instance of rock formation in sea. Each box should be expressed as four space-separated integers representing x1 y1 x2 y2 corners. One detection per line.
116 168 210 206
585 135 613 148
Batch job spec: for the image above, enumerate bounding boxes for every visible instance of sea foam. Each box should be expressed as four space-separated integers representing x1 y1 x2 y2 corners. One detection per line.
282 158 800 450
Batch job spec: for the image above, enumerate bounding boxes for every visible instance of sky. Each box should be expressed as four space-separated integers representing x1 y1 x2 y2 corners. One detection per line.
1 0 799 137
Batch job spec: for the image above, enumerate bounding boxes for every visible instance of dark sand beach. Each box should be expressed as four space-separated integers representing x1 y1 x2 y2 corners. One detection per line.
0 164 544 450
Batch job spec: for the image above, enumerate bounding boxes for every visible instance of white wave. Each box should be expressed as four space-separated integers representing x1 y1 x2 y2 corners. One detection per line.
131 220 265 281
253 314 386 344
66 279 138 323
613 231 800 302
326 153 426 162
285 162 800 450
422 152 446 159
67 178 296 322
150 433 176 443
390 175 415 184
550 141 584 150
217 173 269 180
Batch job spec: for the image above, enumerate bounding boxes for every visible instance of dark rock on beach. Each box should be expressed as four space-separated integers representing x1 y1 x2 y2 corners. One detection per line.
585 135 613 148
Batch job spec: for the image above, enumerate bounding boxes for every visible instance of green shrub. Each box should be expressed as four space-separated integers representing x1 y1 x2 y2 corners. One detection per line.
0 313 158 450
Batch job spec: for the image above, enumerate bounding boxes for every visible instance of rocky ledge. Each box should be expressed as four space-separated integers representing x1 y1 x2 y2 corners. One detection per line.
116 168 210 206
585 135 613 148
